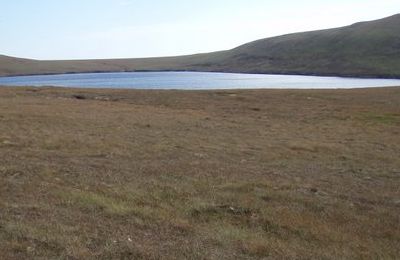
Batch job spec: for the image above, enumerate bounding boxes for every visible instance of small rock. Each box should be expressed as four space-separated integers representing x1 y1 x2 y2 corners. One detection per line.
194 153 206 158
310 188 318 193
94 96 110 101
217 205 252 215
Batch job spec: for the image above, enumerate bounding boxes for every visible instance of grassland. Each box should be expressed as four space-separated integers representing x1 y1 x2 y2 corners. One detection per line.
0 86 399 259
1 14 400 79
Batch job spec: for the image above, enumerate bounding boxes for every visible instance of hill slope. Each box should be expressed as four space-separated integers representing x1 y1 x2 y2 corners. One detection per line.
1 14 400 78
213 13 400 77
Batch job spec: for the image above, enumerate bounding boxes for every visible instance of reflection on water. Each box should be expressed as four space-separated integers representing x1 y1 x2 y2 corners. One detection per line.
0 72 399 89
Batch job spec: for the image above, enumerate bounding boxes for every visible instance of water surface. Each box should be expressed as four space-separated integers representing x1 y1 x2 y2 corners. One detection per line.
0 72 399 89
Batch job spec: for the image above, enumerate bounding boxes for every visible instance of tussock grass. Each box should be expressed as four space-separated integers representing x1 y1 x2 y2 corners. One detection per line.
362 112 400 125
0 87 399 259
58 189 133 215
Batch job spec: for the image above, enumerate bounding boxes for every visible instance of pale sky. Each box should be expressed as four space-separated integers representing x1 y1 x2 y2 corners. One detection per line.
1 0 399 60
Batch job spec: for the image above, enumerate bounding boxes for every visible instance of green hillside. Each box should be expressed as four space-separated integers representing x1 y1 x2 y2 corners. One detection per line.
1 14 400 78
211 13 400 77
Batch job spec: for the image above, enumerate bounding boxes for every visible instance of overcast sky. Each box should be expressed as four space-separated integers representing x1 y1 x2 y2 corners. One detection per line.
1 0 399 60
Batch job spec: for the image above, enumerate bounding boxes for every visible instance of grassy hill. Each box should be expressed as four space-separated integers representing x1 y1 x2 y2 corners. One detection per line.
216 13 400 77
1 13 400 78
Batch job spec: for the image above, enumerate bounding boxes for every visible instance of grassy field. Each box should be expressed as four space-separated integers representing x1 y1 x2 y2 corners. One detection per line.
0 86 399 259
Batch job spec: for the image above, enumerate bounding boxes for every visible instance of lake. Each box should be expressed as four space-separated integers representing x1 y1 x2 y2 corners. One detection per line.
0 72 399 89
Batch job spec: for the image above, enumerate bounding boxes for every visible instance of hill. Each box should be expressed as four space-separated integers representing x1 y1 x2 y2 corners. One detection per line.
215 13 400 77
1 14 400 78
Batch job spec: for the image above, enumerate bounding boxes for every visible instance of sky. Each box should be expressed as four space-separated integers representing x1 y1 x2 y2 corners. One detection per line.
1 0 399 60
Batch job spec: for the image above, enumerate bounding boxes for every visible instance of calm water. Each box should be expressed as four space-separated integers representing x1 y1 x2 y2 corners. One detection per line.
0 72 399 89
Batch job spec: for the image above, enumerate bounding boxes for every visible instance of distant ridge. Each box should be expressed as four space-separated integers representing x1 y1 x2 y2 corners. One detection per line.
1 14 400 78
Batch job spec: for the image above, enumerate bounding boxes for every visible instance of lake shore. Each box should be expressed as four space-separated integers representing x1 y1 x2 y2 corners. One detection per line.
0 86 399 259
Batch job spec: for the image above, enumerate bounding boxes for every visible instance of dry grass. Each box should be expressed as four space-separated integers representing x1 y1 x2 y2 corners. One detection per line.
0 86 399 259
